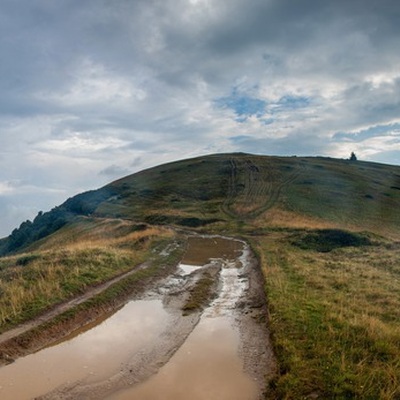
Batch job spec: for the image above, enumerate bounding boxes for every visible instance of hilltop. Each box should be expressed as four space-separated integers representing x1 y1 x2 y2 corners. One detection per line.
2 153 400 255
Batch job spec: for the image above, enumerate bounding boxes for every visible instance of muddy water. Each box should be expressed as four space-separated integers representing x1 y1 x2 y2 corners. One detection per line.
181 236 243 265
178 236 243 276
109 317 258 400
108 236 259 400
0 300 169 400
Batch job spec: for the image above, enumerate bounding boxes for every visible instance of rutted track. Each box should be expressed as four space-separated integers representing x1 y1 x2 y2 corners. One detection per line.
0 235 275 400
0 262 151 349
222 157 302 220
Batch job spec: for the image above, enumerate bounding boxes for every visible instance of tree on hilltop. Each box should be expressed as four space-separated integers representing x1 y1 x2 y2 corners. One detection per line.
350 152 357 161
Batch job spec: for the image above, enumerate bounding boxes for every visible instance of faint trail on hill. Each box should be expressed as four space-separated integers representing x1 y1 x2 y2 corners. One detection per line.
221 157 302 220
221 158 239 218
0 262 149 346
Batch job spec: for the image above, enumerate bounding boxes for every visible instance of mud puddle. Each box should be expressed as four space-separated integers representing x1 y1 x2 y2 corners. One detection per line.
108 236 260 400
181 236 243 265
0 300 169 400
109 316 258 400
177 235 242 277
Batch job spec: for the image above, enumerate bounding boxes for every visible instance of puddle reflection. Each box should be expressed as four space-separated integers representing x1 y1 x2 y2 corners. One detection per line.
108 317 258 400
109 237 258 400
0 300 168 400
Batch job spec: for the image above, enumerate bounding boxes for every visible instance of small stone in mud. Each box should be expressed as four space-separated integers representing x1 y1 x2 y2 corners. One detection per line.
236 300 246 310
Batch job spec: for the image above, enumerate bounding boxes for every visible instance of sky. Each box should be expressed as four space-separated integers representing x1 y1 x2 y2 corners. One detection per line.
1 0 400 237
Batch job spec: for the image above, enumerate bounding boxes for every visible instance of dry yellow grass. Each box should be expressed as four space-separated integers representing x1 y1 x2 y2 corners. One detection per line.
0 218 175 330
258 207 338 230
33 217 171 251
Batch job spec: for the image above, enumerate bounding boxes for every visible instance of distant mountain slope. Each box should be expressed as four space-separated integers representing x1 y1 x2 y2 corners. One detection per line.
2 153 400 254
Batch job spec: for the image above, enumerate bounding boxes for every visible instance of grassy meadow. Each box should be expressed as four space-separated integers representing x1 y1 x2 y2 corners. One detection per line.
254 230 400 399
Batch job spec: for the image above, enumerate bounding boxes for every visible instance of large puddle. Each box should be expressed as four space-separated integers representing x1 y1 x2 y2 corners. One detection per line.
109 317 258 400
108 236 259 400
181 236 243 265
0 300 169 399
178 235 243 276
0 235 261 399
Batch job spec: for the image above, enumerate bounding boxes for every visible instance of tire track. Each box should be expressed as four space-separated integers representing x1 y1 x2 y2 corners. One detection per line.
221 157 304 220
0 262 151 348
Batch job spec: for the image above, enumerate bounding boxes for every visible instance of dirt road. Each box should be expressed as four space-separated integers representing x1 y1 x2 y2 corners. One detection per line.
0 235 276 399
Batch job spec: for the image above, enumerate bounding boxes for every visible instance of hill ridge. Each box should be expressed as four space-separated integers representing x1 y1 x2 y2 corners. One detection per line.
2 152 400 255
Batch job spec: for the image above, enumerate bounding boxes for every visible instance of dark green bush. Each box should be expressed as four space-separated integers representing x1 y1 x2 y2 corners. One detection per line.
291 229 372 252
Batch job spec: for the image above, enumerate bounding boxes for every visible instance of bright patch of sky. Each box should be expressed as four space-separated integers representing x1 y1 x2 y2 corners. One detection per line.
1 0 400 236
215 91 267 122
216 90 311 125
334 123 400 142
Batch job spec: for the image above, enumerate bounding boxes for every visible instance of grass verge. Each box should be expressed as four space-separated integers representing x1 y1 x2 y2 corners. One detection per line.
256 231 400 399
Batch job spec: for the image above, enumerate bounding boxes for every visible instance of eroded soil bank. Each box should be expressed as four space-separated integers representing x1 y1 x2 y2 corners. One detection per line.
0 234 275 399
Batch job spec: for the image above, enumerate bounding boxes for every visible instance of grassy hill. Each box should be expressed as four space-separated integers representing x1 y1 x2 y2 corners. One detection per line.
1 153 400 398
97 153 400 236
4 152 400 256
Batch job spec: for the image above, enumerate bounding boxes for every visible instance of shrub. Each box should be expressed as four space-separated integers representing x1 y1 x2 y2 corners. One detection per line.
291 229 371 252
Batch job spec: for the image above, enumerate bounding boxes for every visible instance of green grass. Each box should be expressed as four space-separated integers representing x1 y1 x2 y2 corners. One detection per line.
182 272 216 313
289 229 372 252
284 158 400 236
90 154 400 239
257 232 400 399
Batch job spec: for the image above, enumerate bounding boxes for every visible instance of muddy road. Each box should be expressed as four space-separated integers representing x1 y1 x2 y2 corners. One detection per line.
0 235 275 399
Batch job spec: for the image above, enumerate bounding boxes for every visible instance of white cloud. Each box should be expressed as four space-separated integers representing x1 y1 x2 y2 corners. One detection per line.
36 59 147 107
35 132 129 155
0 181 14 195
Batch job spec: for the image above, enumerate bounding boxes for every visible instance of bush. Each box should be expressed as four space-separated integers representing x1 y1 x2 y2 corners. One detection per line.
291 229 371 252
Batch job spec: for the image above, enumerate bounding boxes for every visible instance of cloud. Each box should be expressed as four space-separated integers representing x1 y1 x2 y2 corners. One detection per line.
0 181 15 195
1 0 400 235
99 164 131 178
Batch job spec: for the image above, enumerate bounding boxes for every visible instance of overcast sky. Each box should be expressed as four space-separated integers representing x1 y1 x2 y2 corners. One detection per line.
1 0 400 236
